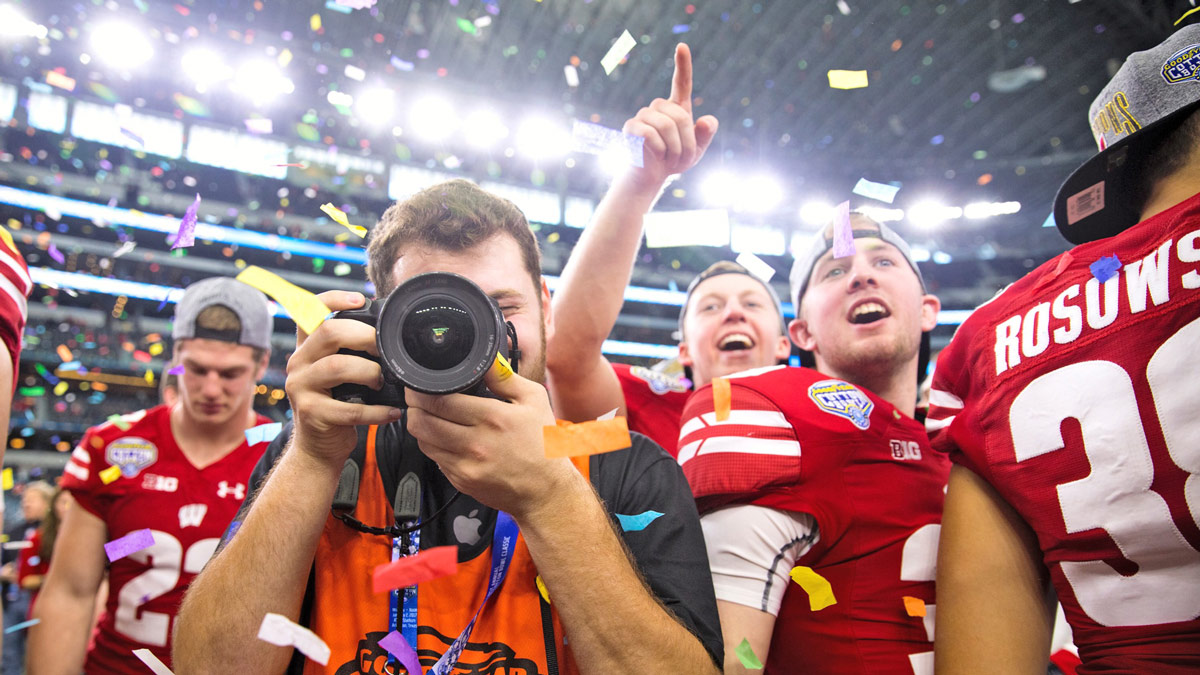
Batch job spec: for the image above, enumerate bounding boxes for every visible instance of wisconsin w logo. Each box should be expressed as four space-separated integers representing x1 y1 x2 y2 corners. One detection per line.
179 504 208 529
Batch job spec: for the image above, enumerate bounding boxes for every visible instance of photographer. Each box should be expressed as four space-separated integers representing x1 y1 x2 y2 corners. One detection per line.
173 179 722 674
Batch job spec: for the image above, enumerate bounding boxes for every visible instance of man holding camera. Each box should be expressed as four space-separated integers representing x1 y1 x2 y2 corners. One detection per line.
173 179 722 674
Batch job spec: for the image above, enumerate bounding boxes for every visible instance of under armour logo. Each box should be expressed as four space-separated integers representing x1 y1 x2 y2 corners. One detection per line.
217 481 246 500
179 503 208 528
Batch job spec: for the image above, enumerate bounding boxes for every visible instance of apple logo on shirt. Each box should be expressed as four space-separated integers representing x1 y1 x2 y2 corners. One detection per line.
453 509 483 546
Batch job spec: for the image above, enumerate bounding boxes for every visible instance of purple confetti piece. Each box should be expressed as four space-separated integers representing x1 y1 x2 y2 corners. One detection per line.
378 631 423 675
1089 254 1121 283
119 127 145 147
157 295 170 312
172 194 200 250
831 201 855 259
672 24 690 34
47 243 65 264
167 364 184 376
390 56 415 71
105 528 155 562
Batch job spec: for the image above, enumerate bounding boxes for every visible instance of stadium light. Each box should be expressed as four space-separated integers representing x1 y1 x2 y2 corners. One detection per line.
0 5 47 39
740 174 785 213
89 21 154 70
515 115 569 160
463 107 508 149
908 201 962 229
798 201 834 227
354 86 396 128
409 95 458 143
597 143 632 178
232 60 294 106
699 170 738 208
964 200 1021 219
181 49 232 91
856 205 905 223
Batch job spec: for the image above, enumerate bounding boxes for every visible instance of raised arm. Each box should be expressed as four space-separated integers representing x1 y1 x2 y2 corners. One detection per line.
172 292 400 674
27 504 108 675
546 43 718 422
935 465 1055 675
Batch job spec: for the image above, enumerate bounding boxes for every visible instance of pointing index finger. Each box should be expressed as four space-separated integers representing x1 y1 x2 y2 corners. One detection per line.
669 43 694 112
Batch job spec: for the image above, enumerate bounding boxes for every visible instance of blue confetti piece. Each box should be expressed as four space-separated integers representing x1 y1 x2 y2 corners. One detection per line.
1042 211 1056 228
324 0 353 13
570 120 645 168
245 422 284 446
4 618 39 634
119 127 145 148
672 24 690 34
1089 254 1121 283
615 510 664 532
851 178 901 204
390 56 415 71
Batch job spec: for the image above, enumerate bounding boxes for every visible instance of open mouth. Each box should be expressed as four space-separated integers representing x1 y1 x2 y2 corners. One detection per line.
718 332 756 352
849 302 890 325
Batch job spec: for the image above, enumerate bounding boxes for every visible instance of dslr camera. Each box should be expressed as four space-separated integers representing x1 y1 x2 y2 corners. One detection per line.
330 272 520 407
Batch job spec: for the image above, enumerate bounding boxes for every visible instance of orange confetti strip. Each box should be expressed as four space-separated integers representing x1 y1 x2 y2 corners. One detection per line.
373 546 458 593
56 344 74 362
903 596 927 617
712 377 731 422
543 417 632 458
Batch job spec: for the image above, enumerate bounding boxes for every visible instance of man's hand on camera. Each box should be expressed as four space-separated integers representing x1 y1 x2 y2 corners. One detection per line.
405 356 581 520
285 290 403 469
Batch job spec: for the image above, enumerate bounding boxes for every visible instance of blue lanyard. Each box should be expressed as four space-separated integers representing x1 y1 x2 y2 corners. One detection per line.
390 524 421 655
387 511 516 675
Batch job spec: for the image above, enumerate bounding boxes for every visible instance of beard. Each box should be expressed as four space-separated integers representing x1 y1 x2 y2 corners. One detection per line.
821 330 919 390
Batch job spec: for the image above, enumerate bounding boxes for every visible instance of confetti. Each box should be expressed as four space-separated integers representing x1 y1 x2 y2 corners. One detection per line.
535 575 551 604
735 638 764 670
245 422 284 446
852 178 901 204
456 17 478 34
614 510 664 532
376 631 422 675
3 619 40 635
319 203 367 237
903 596 927 617
1042 212 1056 228
309 14 322 32
492 352 514 381
789 566 837 611
105 528 155 562
106 413 132 431
112 240 137 258
100 465 122 484
45 71 76 92
257 613 331 666
373 545 459 593
335 0 379 8
827 69 869 90
171 194 201 250
56 344 74 362
831 201 855 259
167 364 185 376
600 30 637 75
237 266 332 335
1 468 12 491
543 417 632 458
132 648 175 675
0 541 32 550
570 120 644 168
35 363 60 385
735 252 776 283
564 65 579 87
47 243 65 264
597 407 618 421
1089 254 1121 283
712 378 731 422
120 127 146 148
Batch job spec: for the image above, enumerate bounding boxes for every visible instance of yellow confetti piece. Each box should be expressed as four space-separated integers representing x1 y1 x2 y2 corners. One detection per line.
278 48 293 67
53 381 68 396
309 13 322 31
535 575 551 605
492 352 514 381
1 468 13 491
99 465 122 485
789 566 837 611
827 69 869 90
145 369 155 385
236 265 331 335
903 596 926 617
543 417 632 458
712 377 731 422
149 343 164 356
319 203 367 238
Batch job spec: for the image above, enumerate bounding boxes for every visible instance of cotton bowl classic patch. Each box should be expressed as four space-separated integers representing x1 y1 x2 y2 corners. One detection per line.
629 366 689 395
105 437 158 478
1161 42 1200 84
808 380 873 430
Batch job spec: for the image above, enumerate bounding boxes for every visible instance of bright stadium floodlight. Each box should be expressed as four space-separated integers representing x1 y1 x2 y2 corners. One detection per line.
0 4 47 39
700 170 738 208
232 60 294 106
740 174 784 213
856 205 905 223
963 200 1022 219
908 201 962 229
354 86 395 128
463 107 508 149
181 49 232 91
798 200 834 227
515 115 569 160
89 21 154 70
409 95 458 143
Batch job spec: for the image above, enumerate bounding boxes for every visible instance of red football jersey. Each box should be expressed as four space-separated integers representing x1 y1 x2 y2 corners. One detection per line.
613 361 691 457
927 190 1200 672
60 405 272 673
681 365 949 674
0 231 31 381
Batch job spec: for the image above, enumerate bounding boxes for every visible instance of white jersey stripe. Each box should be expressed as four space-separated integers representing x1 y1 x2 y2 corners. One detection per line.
928 388 964 410
0 274 28 324
71 446 91 464
678 435 801 466
924 415 955 432
63 461 88 482
679 409 792 438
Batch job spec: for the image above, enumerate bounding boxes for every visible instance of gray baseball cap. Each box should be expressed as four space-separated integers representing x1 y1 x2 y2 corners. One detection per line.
172 277 272 351
789 214 926 310
1053 23 1200 245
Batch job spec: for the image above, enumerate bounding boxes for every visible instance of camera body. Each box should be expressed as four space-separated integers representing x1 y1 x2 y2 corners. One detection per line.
330 272 517 407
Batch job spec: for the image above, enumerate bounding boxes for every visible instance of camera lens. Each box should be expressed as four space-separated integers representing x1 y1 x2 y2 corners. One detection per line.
401 298 476 371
